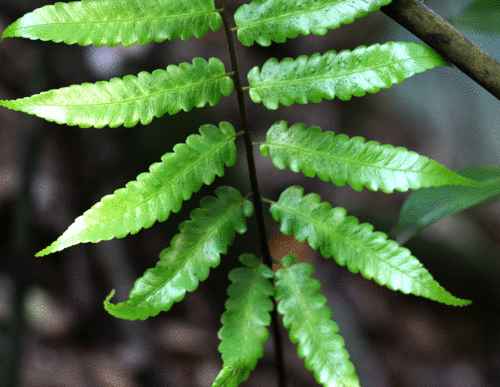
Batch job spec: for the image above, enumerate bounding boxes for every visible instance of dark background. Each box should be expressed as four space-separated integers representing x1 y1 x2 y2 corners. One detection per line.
1 0 500 386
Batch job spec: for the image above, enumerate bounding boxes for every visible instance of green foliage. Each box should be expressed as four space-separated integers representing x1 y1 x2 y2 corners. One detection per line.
1 0 482 385
396 166 500 243
247 42 450 109
276 255 359 387
270 186 471 306
234 0 392 46
105 186 253 320
261 120 476 193
213 254 274 386
451 0 500 34
37 122 238 256
0 57 234 128
2 0 222 46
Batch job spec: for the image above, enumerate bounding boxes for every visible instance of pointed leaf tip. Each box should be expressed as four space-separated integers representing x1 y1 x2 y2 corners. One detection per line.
214 253 274 385
248 42 449 109
104 187 253 320
35 247 50 257
103 289 116 311
37 123 237 256
263 121 478 192
3 57 233 128
3 0 222 46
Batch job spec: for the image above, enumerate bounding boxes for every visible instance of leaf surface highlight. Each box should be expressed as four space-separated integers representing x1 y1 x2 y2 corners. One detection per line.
247 42 449 109
276 256 359 387
235 0 392 46
1 57 234 128
37 122 237 256
2 0 222 46
261 121 476 192
270 186 471 306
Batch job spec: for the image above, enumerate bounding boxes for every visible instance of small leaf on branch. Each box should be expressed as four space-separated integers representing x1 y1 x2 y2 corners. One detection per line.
212 254 274 386
104 186 254 320
270 186 472 306
1 57 234 128
275 255 360 387
36 122 238 257
247 42 450 109
261 121 477 193
2 0 222 46
396 166 500 242
451 0 500 34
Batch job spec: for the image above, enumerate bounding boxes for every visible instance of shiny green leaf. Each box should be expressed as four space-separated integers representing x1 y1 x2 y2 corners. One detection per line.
1 57 234 128
235 0 392 46
36 122 237 256
105 186 253 320
270 186 471 306
275 256 359 387
212 254 274 387
261 121 476 193
247 42 449 109
2 0 222 46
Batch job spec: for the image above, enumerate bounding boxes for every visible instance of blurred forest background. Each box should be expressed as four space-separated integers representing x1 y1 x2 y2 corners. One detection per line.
1 0 500 386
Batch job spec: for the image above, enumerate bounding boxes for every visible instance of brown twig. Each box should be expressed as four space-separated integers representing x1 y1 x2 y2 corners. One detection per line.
381 0 500 101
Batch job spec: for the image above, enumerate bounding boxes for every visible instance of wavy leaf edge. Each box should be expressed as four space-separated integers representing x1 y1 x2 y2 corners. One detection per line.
260 120 477 193
2 0 223 46
269 185 472 307
104 186 254 320
36 122 238 257
247 42 450 109
1 57 234 128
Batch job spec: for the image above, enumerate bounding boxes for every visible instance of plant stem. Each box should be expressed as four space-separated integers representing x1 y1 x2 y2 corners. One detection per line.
381 0 500 101
219 2 288 386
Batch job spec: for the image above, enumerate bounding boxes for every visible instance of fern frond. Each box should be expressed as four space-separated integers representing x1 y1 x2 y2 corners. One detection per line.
260 121 476 193
212 254 274 387
269 186 471 306
104 186 254 320
247 42 449 109
36 122 238 257
2 0 222 47
275 255 359 387
234 0 391 47
396 166 500 242
0 57 234 128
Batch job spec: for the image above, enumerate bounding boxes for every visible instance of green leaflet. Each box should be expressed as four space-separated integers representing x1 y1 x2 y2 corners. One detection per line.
212 254 274 387
270 186 471 306
0 57 234 128
260 121 476 193
235 0 392 47
275 256 359 387
2 0 222 47
36 122 237 257
451 0 500 34
396 166 500 243
104 186 254 320
247 42 450 109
